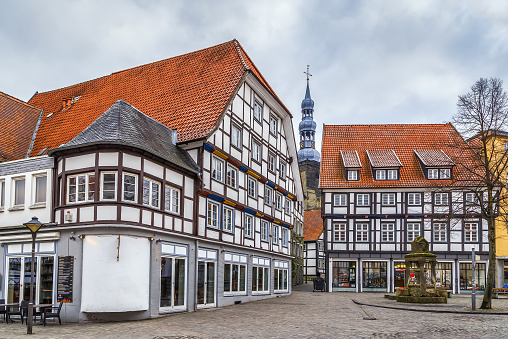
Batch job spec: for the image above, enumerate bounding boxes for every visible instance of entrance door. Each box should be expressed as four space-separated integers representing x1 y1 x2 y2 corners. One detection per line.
6 256 54 304
197 261 216 307
160 257 186 311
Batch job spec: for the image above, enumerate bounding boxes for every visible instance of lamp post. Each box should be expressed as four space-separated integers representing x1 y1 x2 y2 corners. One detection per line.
23 216 44 335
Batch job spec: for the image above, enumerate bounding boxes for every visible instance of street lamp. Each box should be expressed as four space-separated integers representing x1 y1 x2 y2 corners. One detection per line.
23 216 44 335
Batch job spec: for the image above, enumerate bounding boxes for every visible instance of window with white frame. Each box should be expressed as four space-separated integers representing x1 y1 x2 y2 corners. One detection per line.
231 124 242 149
165 185 180 214
407 223 420 242
381 193 395 206
272 224 279 244
122 173 137 202
334 194 347 206
428 168 451 179
347 170 358 181
440 169 451 179
279 161 287 179
253 100 263 122
0 180 5 209
13 177 26 207
428 169 439 179
356 194 370 206
67 173 95 204
226 164 238 188
252 257 270 293
381 223 395 242
268 152 276 172
355 223 369 242
264 186 273 205
33 174 47 204
101 172 117 200
434 193 449 206
261 220 269 241
252 140 261 163
224 253 247 294
244 214 253 238
223 206 234 233
407 193 421 206
211 156 224 182
465 192 478 205
465 223 478 242
334 223 347 242
274 261 289 292
284 198 291 214
387 169 398 180
143 178 160 208
269 115 278 135
375 170 386 180
433 223 447 242
282 228 289 247
247 176 257 198
207 201 220 229
275 192 282 210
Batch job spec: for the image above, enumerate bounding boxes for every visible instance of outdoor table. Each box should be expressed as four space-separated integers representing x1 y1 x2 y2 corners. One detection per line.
33 304 53 325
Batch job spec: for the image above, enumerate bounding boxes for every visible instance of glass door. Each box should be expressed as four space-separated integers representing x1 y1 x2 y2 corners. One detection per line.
6 256 54 304
7 258 21 303
197 261 216 307
160 256 187 311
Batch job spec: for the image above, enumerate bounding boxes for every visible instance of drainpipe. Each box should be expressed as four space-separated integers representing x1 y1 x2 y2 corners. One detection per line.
194 239 199 312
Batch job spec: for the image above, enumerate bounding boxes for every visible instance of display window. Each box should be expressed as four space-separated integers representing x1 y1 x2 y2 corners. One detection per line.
332 261 356 291
460 262 486 291
362 261 387 290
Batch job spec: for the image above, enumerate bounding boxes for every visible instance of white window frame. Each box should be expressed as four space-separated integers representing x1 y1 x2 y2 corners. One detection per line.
356 194 370 206
381 193 395 206
0 180 5 209
428 169 439 179
272 224 279 245
100 171 117 201
381 223 395 242
122 173 138 203
33 174 47 205
143 177 161 208
465 192 479 205
407 223 420 242
12 177 26 207
355 223 369 242
226 164 238 189
224 253 247 295
252 140 261 163
408 193 421 206
269 114 278 135
465 222 478 242
244 214 253 238
264 186 273 205
375 170 386 180
67 173 95 204
387 169 398 180
268 152 276 173
253 100 263 122
433 223 447 242
247 176 257 198
231 123 242 149
261 220 269 242
207 200 220 229
434 193 449 206
252 259 270 294
279 161 287 179
284 198 291 215
223 206 234 233
347 170 358 181
282 228 289 247
211 156 224 182
334 223 347 242
440 168 451 179
165 185 180 214
275 192 283 210
334 194 347 206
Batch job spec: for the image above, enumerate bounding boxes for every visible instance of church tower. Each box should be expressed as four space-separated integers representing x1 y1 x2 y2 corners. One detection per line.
298 66 321 211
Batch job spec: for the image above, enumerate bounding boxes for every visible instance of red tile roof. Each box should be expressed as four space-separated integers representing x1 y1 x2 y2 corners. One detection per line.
26 40 288 158
414 149 455 166
0 91 42 162
320 123 484 189
340 150 361 168
366 150 402 167
304 209 323 241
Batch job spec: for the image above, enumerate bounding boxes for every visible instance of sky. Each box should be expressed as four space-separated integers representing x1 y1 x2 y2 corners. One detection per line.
1 1 508 152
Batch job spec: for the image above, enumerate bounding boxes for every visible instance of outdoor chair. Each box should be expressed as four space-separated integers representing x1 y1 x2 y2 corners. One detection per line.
43 301 63 326
0 299 6 322
6 300 28 324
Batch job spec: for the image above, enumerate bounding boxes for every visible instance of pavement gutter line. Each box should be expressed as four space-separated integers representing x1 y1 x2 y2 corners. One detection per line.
351 299 508 315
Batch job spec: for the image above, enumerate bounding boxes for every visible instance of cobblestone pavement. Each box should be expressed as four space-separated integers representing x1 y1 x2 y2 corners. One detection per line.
2 284 508 339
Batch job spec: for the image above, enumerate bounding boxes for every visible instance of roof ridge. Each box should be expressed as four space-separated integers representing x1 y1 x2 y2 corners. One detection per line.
233 39 250 71
324 123 451 128
0 91 40 110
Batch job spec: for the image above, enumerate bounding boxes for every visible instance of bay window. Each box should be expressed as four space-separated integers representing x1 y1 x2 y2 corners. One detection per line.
122 173 137 202
143 178 160 208
165 185 180 214
67 173 95 203
101 172 117 200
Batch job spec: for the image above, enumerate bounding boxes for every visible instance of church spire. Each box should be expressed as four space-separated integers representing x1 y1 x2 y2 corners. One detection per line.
297 65 320 163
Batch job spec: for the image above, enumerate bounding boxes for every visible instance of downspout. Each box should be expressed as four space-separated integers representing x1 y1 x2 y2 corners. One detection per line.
194 239 199 312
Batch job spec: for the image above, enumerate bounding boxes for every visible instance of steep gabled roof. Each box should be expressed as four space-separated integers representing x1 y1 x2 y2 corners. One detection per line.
304 209 323 241
0 91 42 162
51 100 199 173
27 40 287 158
321 123 483 188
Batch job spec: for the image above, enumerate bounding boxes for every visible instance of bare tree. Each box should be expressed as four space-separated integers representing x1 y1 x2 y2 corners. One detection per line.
453 78 508 309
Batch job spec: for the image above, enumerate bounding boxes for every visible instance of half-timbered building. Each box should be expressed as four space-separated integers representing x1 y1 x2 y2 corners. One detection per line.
321 124 490 294
0 40 304 322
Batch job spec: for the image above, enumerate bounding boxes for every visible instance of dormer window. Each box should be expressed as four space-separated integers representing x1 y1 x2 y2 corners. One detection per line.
347 170 359 181
414 150 455 180
427 168 451 180
367 150 402 181
341 150 362 182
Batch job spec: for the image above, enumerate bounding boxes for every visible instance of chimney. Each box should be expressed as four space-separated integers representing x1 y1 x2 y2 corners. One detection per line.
62 98 72 110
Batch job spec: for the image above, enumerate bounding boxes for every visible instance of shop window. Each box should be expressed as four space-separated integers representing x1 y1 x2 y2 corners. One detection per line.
252 257 270 293
362 261 387 289
274 261 289 292
224 253 247 295
460 262 486 290
332 261 356 289
67 173 95 204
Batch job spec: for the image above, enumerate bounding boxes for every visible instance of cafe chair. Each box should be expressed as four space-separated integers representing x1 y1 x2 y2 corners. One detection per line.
6 300 29 324
0 299 6 322
43 301 63 326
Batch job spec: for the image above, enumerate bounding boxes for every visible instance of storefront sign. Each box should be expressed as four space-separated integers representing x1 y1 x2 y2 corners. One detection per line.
57 256 74 302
